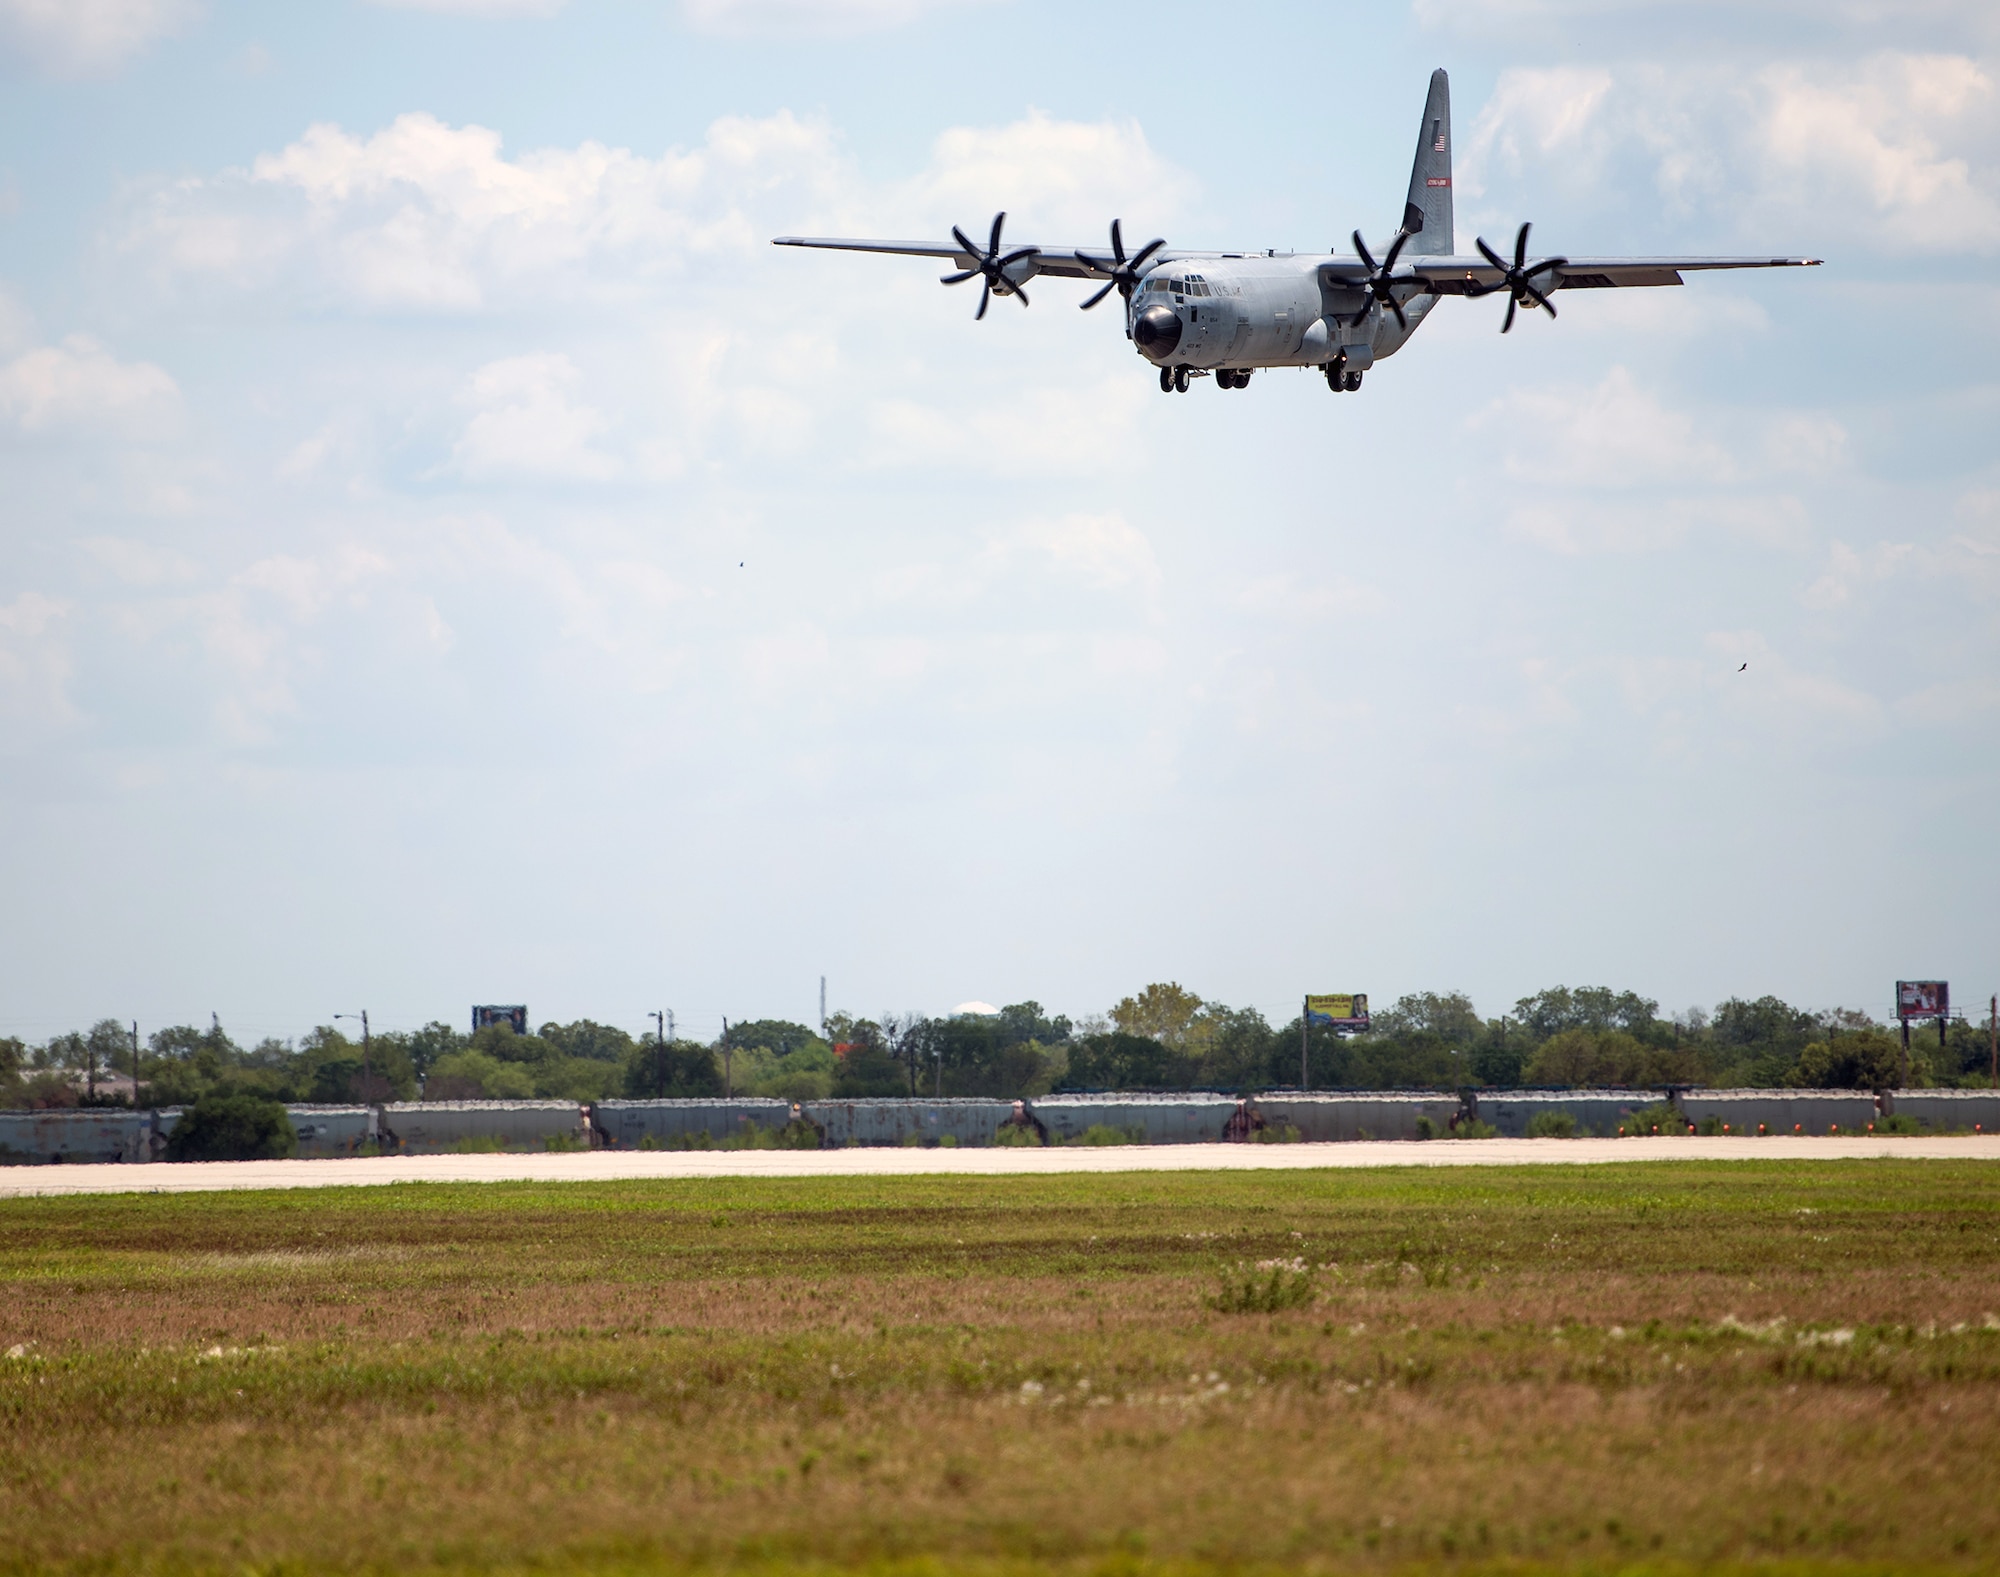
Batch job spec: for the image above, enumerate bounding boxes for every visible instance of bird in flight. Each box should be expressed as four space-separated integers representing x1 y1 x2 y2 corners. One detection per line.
1738 663 1748 672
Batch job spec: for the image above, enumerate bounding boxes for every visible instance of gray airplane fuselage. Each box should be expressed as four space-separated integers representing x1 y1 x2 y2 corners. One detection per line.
1117 254 1432 374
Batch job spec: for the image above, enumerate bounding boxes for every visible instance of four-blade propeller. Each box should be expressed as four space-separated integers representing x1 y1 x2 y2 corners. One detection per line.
1075 219 1166 311
1469 221 1567 332
1349 226 1415 329
940 212 1036 320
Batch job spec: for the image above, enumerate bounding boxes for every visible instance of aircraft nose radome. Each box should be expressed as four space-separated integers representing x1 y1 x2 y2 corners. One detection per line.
1132 304 1182 361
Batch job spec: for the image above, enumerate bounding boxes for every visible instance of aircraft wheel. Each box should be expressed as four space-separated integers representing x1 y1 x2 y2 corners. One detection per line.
1345 371 1364 391
1173 366 1189 393
1159 367 1173 393
1235 370 1252 389
1217 369 1236 390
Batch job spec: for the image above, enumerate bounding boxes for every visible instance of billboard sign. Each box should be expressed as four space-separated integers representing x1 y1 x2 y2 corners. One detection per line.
1895 981 1948 1021
473 1004 529 1035
1306 993 1370 1030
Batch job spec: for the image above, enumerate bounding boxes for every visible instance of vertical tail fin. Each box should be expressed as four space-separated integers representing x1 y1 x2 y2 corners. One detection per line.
1402 68 1453 255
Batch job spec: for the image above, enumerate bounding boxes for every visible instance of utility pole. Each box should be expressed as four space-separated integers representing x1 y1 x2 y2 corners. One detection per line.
722 1016 732 1099
1301 997 1309 1092
650 1010 665 1098
335 1011 373 1098
1990 995 1996 1089
819 976 827 1036
130 1021 140 1106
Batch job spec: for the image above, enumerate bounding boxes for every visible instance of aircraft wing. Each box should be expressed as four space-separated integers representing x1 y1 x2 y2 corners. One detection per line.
771 235 1213 281
1399 255 1822 293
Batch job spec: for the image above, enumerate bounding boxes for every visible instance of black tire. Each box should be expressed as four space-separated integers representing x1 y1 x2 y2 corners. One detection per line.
1346 371 1364 391
1174 366 1189 393
1159 367 1173 393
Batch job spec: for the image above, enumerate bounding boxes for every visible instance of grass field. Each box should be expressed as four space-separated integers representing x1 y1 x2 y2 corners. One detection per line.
4 1161 1999 1575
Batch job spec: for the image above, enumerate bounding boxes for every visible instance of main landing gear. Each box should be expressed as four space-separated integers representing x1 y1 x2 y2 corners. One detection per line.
1159 366 1248 393
1323 355 1363 393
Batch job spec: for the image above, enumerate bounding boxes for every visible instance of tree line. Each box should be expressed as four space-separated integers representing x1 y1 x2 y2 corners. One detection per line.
2 983 1993 1111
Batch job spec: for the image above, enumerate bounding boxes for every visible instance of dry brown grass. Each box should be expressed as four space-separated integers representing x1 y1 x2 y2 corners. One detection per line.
3 1162 1999 1574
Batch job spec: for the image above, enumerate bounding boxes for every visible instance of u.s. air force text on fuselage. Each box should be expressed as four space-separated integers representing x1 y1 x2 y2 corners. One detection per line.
774 69 1818 396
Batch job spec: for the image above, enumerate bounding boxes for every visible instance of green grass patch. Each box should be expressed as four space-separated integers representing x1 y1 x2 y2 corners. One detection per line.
4 1161 2000 1574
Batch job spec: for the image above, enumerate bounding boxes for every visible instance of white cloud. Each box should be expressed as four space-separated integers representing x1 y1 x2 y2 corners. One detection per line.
865 376 1146 476
680 0 993 39
0 0 197 77
1472 365 1734 489
1460 54 2000 253
0 334 180 439
446 353 617 482
366 0 564 14
904 109 1190 240
124 109 849 311
0 592 76 729
0 285 33 355
121 104 1192 315
994 513 1161 593
82 536 201 586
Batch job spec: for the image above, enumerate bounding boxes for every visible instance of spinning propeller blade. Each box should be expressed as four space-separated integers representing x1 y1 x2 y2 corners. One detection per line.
1075 218 1166 310
1469 222 1566 333
939 212 1035 319
1348 227 1413 330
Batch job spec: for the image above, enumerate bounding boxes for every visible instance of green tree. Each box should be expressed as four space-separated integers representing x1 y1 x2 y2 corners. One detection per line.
425 1051 536 1100
541 1020 639 1063
165 1093 298 1161
1062 1031 1185 1091
831 1039 909 1097
619 1040 723 1099
1521 1028 1705 1088
1788 1035 1899 1090
1110 983 1208 1050
1513 987 1663 1041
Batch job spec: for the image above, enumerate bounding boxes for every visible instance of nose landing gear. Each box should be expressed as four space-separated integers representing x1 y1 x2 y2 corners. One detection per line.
1158 366 1201 393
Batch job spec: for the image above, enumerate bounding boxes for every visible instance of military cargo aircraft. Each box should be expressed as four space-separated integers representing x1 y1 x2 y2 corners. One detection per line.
774 69 1819 394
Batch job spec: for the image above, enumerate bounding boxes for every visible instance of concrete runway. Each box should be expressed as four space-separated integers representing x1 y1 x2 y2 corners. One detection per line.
3 1135 1998 1197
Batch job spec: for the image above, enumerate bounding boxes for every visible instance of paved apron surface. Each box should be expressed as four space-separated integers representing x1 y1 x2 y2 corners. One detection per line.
2 1136 1997 1197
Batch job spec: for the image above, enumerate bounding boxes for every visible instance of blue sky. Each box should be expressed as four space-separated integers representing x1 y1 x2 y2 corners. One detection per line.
1 0 1995 1045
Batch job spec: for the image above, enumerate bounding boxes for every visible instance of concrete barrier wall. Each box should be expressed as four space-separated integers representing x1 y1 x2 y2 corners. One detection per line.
808 1099 1015 1147
1257 1094 1470 1142
1679 1090 1880 1134
1032 1095 1240 1144
379 1101 587 1153
3 1085 1993 1162
593 1099 793 1147
285 1105 378 1159
1469 1093 1669 1138
1884 1091 2000 1131
0 1108 169 1164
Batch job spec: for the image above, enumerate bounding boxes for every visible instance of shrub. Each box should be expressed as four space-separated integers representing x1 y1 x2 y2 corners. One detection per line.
993 1123 1044 1147
1209 1260 1315 1313
1526 1110 1578 1138
164 1094 298 1162
1254 1122 1303 1144
1451 1118 1499 1139
1068 1123 1145 1146
1613 1102 1685 1138
1414 1116 1439 1141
